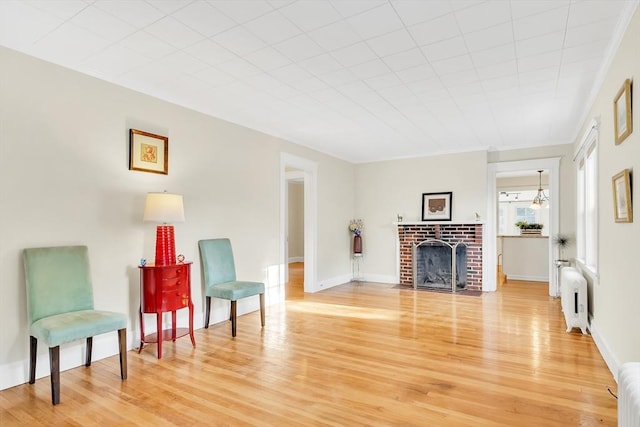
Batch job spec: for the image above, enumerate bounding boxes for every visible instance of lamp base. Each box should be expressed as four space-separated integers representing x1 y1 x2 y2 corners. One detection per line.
155 225 176 266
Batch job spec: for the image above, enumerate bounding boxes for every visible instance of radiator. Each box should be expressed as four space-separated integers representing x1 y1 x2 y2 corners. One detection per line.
560 267 588 334
619 362 640 427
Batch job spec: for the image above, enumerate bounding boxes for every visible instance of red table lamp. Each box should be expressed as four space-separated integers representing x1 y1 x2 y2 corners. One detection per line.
143 192 185 266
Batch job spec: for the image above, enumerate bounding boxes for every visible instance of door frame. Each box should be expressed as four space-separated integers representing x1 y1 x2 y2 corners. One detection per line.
280 153 318 293
486 157 561 296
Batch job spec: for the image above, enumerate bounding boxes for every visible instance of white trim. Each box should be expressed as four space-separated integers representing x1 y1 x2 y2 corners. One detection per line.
573 119 599 161
506 275 549 282
589 317 620 381
288 257 304 263
487 158 561 295
280 153 318 293
363 274 398 284
316 274 352 291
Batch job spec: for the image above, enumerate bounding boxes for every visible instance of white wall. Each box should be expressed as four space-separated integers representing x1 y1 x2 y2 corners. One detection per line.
501 236 549 281
572 7 640 373
354 151 488 283
0 47 355 389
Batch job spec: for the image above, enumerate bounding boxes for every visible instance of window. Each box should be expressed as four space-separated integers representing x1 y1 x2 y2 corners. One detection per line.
576 122 598 274
516 207 537 224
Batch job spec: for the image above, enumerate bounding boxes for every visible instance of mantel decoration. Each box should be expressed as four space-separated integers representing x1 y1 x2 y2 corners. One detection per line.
614 78 633 145
421 192 452 221
612 169 632 223
516 221 543 235
130 129 169 174
349 219 363 254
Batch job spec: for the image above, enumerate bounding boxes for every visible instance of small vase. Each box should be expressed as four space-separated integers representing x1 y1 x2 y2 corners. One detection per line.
353 234 362 254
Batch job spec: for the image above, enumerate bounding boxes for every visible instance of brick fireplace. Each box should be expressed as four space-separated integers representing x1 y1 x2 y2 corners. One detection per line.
397 223 483 292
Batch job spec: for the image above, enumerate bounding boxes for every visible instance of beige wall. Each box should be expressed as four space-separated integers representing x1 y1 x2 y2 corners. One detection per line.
0 46 355 389
501 236 549 281
572 7 640 371
354 151 488 282
287 182 304 260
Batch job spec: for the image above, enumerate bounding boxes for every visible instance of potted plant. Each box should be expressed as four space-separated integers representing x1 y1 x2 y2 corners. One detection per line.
553 234 572 263
515 221 543 235
349 219 364 254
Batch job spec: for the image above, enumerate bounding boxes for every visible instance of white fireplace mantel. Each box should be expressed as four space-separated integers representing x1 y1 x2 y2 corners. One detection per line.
393 221 485 226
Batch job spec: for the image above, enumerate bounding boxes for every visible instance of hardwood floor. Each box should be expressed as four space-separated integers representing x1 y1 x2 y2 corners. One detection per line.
0 265 617 426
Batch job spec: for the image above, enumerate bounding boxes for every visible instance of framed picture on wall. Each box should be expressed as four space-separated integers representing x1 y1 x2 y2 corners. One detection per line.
612 169 632 223
129 129 168 174
421 192 452 221
614 79 633 145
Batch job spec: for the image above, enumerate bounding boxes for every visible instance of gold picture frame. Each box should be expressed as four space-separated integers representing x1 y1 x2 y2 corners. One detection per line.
612 169 632 223
129 129 168 174
614 79 633 145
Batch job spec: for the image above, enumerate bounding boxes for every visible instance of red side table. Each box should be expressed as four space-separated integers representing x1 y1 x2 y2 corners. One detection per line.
138 262 195 358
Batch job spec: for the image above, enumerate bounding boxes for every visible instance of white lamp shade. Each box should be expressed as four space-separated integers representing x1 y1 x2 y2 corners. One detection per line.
143 192 185 223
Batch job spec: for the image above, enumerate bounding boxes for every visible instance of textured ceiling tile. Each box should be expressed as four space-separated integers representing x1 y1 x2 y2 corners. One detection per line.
210 0 274 24
243 11 301 44
347 3 404 39
455 1 511 34
308 20 362 51
145 16 205 49
390 0 453 26
464 23 513 53
367 29 416 57
171 1 236 37
408 13 460 46
279 0 342 31
512 6 569 41
421 36 468 62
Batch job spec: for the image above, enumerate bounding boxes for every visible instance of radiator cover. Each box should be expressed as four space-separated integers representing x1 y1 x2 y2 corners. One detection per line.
560 267 588 334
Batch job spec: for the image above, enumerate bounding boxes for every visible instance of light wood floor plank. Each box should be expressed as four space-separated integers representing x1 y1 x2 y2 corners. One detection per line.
0 267 616 426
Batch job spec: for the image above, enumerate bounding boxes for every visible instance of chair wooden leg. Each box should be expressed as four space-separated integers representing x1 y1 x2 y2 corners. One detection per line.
85 337 93 367
230 300 237 337
260 293 265 327
204 296 211 329
49 346 60 405
29 336 37 384
118 328 128 380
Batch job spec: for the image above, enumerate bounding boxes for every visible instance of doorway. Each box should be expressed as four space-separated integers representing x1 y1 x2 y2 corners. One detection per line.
486 158 560 296
279 153 318 294
286 172 304 298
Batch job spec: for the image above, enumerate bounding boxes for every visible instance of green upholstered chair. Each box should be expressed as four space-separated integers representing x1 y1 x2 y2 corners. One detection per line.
23 246 127 405
198 239 265 337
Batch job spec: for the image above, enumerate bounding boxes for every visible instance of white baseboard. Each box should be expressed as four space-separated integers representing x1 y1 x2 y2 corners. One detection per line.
362 274 398 284
507 274 549 282
589 317 621 382
315 274 352 292
288 257 304 263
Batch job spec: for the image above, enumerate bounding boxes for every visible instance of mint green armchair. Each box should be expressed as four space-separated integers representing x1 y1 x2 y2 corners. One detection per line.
23 246 127 405
198 239 265 337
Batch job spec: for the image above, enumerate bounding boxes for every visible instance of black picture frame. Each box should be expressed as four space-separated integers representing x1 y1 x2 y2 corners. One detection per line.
421 192 452 221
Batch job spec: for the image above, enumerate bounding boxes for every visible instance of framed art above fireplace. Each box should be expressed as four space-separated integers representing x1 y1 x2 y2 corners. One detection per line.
421 192 452 221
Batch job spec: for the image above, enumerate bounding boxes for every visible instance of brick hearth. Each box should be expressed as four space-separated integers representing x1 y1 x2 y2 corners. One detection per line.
397 223 483 291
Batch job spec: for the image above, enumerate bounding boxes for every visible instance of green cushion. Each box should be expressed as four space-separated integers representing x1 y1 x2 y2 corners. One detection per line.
198 239 264 301
208 281 265 301
24 246 94 324
23 245 126 347
30 309 127 347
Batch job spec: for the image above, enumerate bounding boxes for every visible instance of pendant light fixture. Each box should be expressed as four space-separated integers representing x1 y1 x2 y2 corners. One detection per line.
530 170 549 209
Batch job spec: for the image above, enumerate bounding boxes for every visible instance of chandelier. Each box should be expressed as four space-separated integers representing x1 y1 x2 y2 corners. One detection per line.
530 170 549 209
